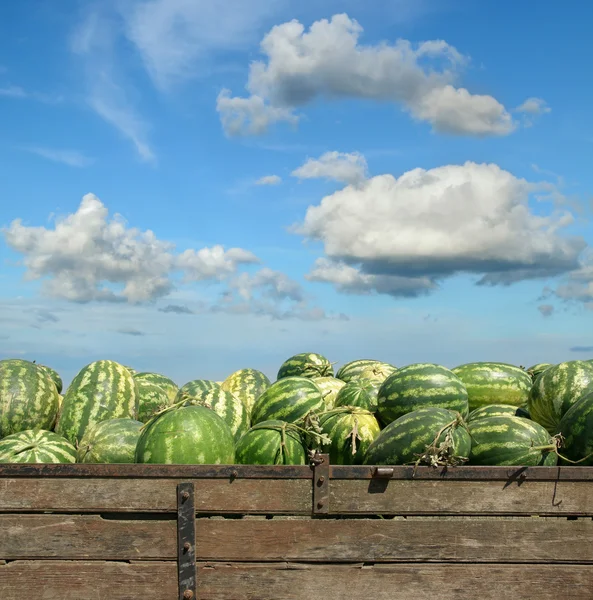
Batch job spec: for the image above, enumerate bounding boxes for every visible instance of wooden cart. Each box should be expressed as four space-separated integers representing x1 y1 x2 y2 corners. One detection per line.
0 456 592 599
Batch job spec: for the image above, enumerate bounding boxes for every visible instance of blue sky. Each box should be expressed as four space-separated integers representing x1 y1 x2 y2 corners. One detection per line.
1 0 592 386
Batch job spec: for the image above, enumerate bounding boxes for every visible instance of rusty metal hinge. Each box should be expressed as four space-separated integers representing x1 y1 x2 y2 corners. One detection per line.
177 482 196 600
310 452 330 515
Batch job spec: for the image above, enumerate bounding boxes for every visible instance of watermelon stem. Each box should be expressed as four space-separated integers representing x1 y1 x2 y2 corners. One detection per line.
543 433 593 465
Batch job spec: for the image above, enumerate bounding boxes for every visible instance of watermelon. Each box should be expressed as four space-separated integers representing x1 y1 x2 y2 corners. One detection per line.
134 372 179 402
135 405 235 464
313 377 346 409
451 362 532 412
55 360 139 445
364 407 471 466
526 363 553 381
357 364 397 385
556 390 593 465
178 385 249 442
318 406 380 465
467 404 530 423
37 364 63 394
0 359 60 438
77 418 143 463
251 377 325 425
136 380 173 423
0 429 76 463
336 360 395 383
277 353 333 379
176 379 220 401
528 360 593 433
221 368 271 413
468 416 557 466
235 420 307 465
377 363 469 426
123 365 137 375
335 379 379 412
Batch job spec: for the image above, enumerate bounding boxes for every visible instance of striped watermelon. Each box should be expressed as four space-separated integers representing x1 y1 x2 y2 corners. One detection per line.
358 364 397 385
136 380 173 423
467 404 530 423
336 360 395 383
364 407 471 466
37 364 63 394
468 416 557 466
134 372 179 402
277 353 333 379
176 379 220 401
377 363 469 426
55 360 139 446
451 362 532 412
335 379 379 412
556 390 593 465
318 406 380 465
251 377 325 425
313 377 346 409
0 359 60 438
0 429 76 463
235 420 307 465
526 363 553 381
528 360 593 433
178 385 249 442
221 368 271 413
77 418 143 463
135 405 235 464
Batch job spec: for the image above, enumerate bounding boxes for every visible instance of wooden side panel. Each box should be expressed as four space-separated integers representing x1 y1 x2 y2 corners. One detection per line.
2 514 593 563
0 478 311 514
1 561 592 600
330 479 593 515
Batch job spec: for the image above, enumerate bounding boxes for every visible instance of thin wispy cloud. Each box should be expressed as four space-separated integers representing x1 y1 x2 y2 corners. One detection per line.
255 174 282 185
24 146 94 168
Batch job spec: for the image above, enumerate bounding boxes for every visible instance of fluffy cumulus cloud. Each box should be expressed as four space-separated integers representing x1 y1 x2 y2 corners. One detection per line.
217 14 518 137
292 151 368 187
553 249 593 309
297 160 587 298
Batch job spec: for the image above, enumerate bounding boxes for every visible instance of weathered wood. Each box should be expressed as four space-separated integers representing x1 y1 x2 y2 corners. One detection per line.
0 478 311 514
2 514 593 563
330 479 593 515
1 561 592 599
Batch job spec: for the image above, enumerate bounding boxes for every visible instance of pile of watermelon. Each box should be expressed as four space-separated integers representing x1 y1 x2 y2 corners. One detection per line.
1 354 593 467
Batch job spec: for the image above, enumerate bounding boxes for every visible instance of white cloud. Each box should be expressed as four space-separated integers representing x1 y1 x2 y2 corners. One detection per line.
218 13 516 137
0 85 27 98
2 193 258 303
292 151 368 186
553 250 593 308
255 174 282 185
24 147 94 168
516 97 551 115
297 160 586 297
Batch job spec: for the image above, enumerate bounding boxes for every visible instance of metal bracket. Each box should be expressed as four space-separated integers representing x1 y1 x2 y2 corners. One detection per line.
177 483 196 600
311 452 330 515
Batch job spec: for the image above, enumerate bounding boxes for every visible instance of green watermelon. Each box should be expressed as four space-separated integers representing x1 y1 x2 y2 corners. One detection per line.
123 365 137 375
176 379 220 401
221 368 271 413
451 362 532 412
377 363 469 426
528 360 593 433
335 379 379 412
178 385 249 442
0 359 60 438
235 420 307 465
37 364 63 394
135 405 235 464
357 364 397 385
277 353 333 379
77 418 143 463
556 390 593 465
526 363 553 381
251 377 325 425
313 377 346 409
0 429 76 463
364 407 471 466
55 360 139 446
336 360 395 383
468 415 557 466
318 406 380 465
467 404 530 423
136 380 173 423
134 372 179 402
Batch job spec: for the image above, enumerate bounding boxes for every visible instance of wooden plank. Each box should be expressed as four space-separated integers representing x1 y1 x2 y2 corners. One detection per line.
0 478 310 514
2 515 593 563
1 561 592 600
330 479 593 515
